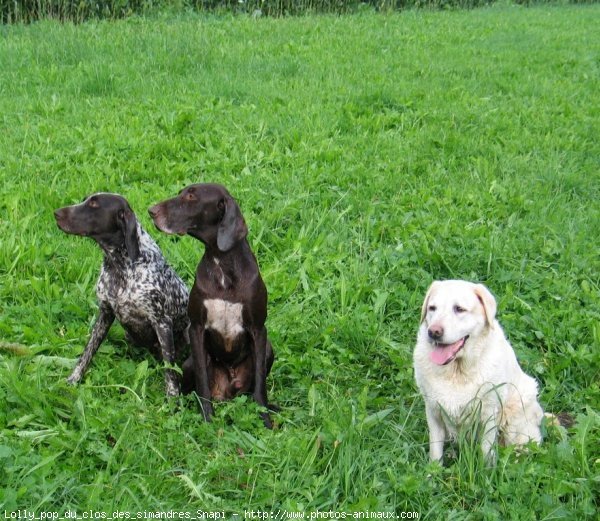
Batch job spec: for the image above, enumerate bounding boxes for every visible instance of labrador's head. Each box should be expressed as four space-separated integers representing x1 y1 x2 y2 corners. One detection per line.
420 280 497 366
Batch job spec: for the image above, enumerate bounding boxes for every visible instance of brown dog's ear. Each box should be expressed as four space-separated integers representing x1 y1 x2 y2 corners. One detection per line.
217 196 248 252
420 281 440 322
474 283 497 326
118 209 140 262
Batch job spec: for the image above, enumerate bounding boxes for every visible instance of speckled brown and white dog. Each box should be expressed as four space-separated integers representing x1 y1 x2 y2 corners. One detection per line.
413 280 544 464
54 193 189 396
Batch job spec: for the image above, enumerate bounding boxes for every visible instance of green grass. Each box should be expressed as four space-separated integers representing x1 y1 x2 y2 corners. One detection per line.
1 4 599 516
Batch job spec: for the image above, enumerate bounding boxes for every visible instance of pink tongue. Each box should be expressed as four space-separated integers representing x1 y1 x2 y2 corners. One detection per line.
430 339 464 365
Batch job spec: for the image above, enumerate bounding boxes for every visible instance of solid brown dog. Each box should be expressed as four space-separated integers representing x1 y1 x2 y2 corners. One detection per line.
149 183 275 427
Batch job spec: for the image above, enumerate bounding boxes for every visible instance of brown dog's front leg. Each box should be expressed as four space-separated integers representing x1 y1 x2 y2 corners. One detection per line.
190 323 214 421
252 326 272 429
67 304 115 385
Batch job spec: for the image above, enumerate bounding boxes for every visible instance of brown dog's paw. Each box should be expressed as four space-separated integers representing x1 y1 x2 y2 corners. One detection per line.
267 402 281 413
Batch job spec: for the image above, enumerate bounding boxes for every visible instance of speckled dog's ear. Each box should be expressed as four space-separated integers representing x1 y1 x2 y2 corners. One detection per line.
217 196 248 252
119 209 140 262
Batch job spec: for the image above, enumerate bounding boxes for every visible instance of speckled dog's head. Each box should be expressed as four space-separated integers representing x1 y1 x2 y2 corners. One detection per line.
54 193 140 261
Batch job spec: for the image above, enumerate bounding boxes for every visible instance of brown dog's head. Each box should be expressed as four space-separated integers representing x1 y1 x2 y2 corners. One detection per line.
148 183 248 252
54 193 140 261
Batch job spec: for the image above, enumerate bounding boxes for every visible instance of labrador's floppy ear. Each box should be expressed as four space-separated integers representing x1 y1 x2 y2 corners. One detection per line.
474 283 497 327
420 281 441 322
217 196 248 252
118 208 140 262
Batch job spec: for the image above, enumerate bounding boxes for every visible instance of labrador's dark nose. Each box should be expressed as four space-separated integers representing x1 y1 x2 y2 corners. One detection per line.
428 325 444 340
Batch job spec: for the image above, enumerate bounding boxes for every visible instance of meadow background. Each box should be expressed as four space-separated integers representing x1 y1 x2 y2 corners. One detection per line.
1 3 599 517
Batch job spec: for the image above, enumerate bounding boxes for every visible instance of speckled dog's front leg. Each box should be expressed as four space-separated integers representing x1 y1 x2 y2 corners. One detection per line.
67 304 115 385
154 321 180 397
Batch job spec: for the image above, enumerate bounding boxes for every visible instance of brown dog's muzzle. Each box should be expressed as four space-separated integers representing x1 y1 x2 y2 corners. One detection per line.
149 204 173 234
149 201 189 236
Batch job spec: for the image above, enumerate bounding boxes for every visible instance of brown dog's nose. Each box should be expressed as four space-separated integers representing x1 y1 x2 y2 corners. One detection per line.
428 325 444 340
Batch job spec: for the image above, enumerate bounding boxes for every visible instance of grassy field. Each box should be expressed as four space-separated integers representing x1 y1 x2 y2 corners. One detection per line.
1 3 599 517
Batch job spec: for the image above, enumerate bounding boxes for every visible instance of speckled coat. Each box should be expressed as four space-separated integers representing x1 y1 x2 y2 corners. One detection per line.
96 224 189 347
69 223 189 396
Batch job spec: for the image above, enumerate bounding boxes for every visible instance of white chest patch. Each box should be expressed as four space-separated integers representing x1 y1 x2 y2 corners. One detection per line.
204 299 244 342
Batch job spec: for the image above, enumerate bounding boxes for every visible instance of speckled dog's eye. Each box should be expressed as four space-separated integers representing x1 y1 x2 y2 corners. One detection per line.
88 198 99 208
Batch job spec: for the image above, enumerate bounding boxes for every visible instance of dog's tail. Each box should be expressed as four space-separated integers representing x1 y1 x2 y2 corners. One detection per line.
544 412 575 428
0 341 30 356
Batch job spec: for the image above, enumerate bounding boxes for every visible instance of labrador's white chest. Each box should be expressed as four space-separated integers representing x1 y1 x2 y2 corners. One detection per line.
204 299 244 346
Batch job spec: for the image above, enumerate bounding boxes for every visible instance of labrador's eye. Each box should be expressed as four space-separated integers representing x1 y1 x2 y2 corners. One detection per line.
428 305 437 312
454 305 466 313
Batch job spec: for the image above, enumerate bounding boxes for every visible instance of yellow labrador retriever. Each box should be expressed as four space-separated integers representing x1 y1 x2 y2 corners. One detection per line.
413 280 544 464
